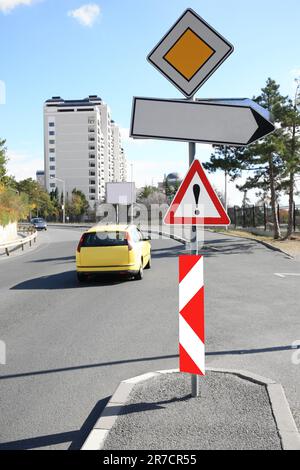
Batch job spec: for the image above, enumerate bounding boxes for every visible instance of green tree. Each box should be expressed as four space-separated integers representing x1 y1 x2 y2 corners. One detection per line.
204 78 289 239
15 178 57 219
280 79 300 239
0 138 7 180
138 185 157 201
66 189 89 221
203 145 246 181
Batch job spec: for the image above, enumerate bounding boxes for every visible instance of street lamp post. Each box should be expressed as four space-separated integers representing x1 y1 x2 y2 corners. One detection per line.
50 177 66 224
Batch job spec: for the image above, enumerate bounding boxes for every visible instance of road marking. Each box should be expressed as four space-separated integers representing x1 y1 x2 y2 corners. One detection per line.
274 273 300 278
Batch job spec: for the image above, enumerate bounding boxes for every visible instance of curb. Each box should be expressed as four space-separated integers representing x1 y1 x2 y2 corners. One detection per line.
81 368 300 451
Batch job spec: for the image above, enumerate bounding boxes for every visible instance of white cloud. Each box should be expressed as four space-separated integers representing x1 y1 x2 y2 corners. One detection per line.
68 3 100 27
0 0 35 13
6 150 43 181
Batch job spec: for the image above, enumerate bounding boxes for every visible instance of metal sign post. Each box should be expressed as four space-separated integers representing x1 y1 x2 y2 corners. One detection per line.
189 127 200 397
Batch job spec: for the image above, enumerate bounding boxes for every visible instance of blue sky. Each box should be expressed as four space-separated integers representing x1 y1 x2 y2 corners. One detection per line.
0 0 299 205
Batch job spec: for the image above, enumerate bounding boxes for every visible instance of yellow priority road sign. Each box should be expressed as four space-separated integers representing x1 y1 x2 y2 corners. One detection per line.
148 9 234 98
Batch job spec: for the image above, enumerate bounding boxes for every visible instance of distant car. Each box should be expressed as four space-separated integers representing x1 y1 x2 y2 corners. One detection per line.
76 224 151 283
31 218 47 231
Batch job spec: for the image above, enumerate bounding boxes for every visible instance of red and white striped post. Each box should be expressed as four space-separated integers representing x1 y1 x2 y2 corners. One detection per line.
179 255 205 396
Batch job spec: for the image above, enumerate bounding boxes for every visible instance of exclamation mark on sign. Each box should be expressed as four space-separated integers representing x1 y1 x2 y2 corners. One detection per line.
193 184 201 216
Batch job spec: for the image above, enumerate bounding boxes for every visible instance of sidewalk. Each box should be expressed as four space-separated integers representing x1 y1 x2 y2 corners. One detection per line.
100 371 282 450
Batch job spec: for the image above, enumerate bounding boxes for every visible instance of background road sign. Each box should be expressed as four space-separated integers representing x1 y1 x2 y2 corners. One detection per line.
179 255 205 376
148 8 234 98
164 159 230 226
130 97 275 146
106 182 136 205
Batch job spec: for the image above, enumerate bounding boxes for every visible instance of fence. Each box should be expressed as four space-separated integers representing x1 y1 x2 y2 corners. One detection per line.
0 228 37 256
228 204 300 232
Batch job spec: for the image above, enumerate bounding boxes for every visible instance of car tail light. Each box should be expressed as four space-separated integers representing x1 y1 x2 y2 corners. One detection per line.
77 235 85 253
125 232 134 251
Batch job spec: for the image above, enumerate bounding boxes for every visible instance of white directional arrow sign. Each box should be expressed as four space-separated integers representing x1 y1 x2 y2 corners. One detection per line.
130 97 275 146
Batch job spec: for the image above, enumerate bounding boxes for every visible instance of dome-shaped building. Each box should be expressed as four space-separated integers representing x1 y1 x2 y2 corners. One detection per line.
166 172 181 184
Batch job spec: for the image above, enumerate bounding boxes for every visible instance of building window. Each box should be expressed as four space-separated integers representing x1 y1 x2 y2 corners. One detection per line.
89 171 95 176
89 180 96 185
49 122 55 127
49 149 55 153
89 137 95 142
50 157 55 162
50 183 56 188
49 140 55 145
89 196 95 200
89 188 96 194
89 162 96 168
50 166 55 171
89 145 95 150
49 131 55 136
89 154 95 159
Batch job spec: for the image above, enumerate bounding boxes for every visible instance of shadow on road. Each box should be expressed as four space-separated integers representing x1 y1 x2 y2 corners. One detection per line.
151 246 186 258
0 354 179 381
10 271 130 290
0 396 110 450
151 238 257 259
1 342 298 384
27 255 75 264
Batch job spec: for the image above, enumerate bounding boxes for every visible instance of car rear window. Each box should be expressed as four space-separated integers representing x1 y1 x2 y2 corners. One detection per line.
81 231 128 247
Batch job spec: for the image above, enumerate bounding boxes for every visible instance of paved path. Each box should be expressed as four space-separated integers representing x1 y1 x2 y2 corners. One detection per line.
0 227 299 449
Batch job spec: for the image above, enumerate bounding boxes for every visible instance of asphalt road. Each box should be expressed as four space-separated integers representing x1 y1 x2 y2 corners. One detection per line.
0 227 299 449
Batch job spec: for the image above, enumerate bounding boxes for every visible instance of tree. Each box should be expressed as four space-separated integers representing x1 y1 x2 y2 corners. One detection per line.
0 138 7 180
204 78 289 239
138 185 157 201
281 79 300 239
238 79 290 239
66 189 89 221
15 178 57 219
162 176 182 201
203 145 246 181
0 184 30 226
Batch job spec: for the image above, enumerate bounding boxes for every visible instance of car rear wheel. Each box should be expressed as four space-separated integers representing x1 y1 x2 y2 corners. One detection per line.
134 261 144 280
145 256 151 269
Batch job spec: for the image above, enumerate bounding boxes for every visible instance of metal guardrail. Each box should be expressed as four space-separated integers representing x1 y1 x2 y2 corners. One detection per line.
0 231 37 256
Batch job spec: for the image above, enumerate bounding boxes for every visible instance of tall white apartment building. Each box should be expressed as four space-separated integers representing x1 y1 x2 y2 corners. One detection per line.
44 95 127 205
111 121 127 182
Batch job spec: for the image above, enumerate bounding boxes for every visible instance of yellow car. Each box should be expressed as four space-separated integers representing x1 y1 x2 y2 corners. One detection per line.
76 224 151 282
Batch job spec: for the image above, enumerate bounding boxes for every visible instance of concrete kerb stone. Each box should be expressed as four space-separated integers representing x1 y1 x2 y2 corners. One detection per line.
81 367 300 451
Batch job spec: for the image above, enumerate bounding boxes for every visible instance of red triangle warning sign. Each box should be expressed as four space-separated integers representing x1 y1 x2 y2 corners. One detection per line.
164 160 230 226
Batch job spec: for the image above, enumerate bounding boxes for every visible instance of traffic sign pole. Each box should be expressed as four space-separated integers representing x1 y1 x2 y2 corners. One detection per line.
188 97 200 398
